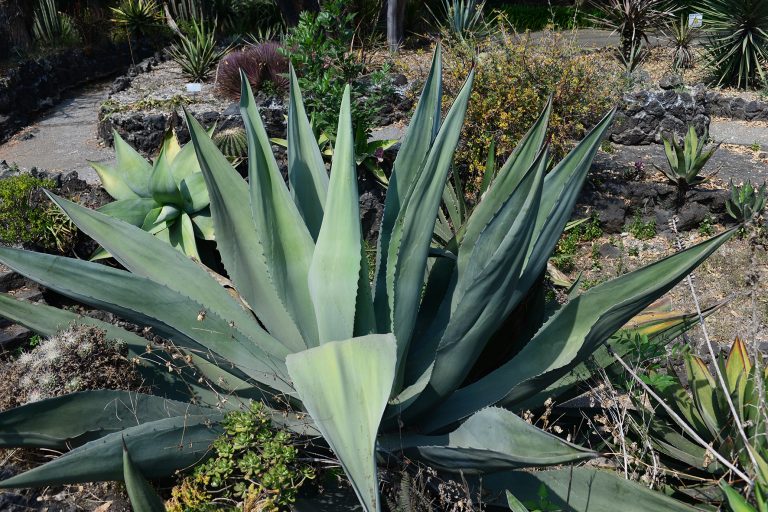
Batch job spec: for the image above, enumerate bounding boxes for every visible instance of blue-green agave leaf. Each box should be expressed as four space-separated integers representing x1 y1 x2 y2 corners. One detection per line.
122 442 166 512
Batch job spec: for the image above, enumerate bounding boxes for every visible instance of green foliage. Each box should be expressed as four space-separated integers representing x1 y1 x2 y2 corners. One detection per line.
493 5 601 31
0 49 730 512
700 0 768 88
281 0 392 140
428 0 488 43
444 30 619 192
589 0 677 61
721 480 768 512
90 130 214 261
167 401 314 511
628 211 657 240
168 19 228 82
727 179 767 223
668 14 697 71
641 338 768 500
657 126 718 203
552 215 603 272
698 214 715 236
110 0 162 39
32 0 81 48
0 174 75 253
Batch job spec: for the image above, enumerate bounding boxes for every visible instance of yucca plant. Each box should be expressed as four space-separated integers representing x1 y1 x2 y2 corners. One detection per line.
656 126 719 204
641 338 768 497
726 179 767 223
168 18 228 82
700 0 768 88
32 0 81 48
668 14 697 71
110 0 162 39
89 130 213 260
0 48 731 512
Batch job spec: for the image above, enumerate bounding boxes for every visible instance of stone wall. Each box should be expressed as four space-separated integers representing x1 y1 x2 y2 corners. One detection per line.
0 43 156 144
610 88 710 145
704 91 768 121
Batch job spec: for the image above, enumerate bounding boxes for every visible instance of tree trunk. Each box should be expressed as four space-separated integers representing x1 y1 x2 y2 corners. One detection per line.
275 0 320 27
387 0 407 52
0 0 33 59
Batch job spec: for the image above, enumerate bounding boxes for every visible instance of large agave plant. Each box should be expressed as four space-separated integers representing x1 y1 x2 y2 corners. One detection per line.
0 48 730 511
90 130 213 260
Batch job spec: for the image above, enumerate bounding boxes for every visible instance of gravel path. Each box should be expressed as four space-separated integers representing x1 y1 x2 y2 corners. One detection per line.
0 81 114 184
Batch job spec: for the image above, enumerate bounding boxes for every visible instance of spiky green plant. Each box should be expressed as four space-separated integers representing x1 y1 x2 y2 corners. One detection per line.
32 0 81 48
428 0 488 43
656 126 719 204
89 130 214 260
726 179 767 223
110 0 162 39
700 0 768 88
0 48 731 512
668 14 697 71
168 18 228 82
640 338 768 501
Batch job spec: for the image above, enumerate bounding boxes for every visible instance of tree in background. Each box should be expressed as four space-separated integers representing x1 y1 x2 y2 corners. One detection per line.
275 0 319 26
0 0 34 59
387 0 406 50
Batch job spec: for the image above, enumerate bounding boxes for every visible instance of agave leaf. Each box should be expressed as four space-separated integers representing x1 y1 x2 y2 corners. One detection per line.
0 390 210 450
385 70 474 378
190 207 215 240
686 354 724 441
169 138 204 185
241 76 319 347
374 45 443 331
122 443 166 512
179 172 210 213
169 212 200 259
97 198 158 227
287 65 329 239
720 481 754 512
286 334 397 512
150 133 184 206
91 131 152 200
184 109 305 351
404 148 546 417
383 407 595 473
506 491 530 512
421 231 732 431
0 414 223 488
483 467 699 511
0 247 291 390
308 86 371 343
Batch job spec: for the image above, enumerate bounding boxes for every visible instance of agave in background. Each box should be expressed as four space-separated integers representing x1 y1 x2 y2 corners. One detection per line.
0 47 730 512
90 130 214 260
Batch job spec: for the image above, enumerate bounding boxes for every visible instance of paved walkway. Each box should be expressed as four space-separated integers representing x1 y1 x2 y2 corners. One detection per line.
710 118 768 149
0 81 114 184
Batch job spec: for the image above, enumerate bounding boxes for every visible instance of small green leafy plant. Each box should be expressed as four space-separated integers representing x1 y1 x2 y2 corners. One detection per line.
168 18 228 82
699 214 715 236
90 130 214 260
726 179 767 223
628 211 656 240
0 174 75 253
167 401 315 511
657 126 719 204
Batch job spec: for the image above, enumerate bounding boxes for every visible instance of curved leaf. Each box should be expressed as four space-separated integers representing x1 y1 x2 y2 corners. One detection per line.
97 198 158 227
123 443 166 512
286 334 397 512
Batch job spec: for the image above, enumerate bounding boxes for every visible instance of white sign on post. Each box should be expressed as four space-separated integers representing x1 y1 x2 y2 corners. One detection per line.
688 13 703 28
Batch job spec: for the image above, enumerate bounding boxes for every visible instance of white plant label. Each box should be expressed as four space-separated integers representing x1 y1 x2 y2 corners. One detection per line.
688 13 703 28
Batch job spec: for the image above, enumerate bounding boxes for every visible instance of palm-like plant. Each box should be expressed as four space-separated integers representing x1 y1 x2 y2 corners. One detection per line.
700 0 768 88
0 48 729 512
110 0 162 39
590 0 676 62
168 18 228 82
668 14 697 71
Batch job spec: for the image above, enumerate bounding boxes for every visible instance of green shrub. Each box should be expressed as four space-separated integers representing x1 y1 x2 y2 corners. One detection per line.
726 179 767 223
0 174 75 252
445 31 620 192
628 211 657 240
167 401 315 512
281 0 392 140
492 4 602 31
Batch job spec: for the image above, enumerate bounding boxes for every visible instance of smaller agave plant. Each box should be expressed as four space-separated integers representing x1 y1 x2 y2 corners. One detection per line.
656 126 719 204
726 179 767 224
90 130 213 260
642 337 768 492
